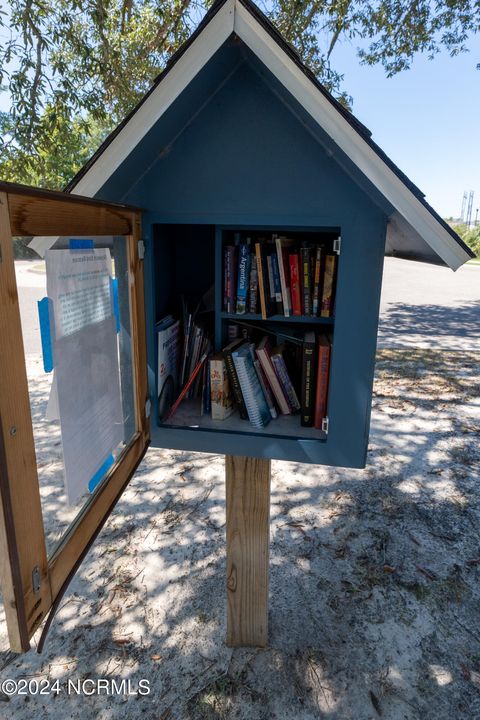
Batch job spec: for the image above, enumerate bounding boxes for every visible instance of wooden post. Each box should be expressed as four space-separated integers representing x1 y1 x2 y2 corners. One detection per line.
225 455 271 647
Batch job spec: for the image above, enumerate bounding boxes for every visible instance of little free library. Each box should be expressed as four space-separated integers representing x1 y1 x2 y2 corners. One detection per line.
0 0 474 654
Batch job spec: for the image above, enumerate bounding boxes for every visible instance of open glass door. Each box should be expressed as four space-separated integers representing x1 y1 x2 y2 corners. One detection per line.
0 182 149 653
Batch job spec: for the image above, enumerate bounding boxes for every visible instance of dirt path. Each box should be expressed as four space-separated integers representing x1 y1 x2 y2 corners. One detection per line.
0 347 478 719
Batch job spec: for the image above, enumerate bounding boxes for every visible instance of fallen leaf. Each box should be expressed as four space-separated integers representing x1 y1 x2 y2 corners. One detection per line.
383 565 396 573
151 654 162 661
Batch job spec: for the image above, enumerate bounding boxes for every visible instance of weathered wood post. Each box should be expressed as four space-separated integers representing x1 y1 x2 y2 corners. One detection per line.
225 455 271 647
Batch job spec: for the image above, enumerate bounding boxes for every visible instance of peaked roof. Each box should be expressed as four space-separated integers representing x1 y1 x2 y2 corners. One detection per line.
64 0 474 270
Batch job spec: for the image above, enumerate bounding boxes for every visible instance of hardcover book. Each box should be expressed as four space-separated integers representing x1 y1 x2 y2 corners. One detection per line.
224 245 238 314
255 241 275 319
321 253 337 317
275 236 293 317
301 331 316 426
300 243 312 316
271 344 301 412
314 335 331 429
289 252 302 316
248 254 258 314
312 245 323 316
236 240 252 314
255 336 291 415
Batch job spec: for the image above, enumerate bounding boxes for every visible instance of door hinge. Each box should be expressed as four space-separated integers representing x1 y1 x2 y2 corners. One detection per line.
32 566 41 594
321 416 329 435
145 398 151 418
333 237 341 255
138 240 145 260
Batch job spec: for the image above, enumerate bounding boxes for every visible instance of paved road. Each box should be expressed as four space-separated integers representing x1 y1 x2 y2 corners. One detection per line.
378 257 480 351
14 257 480 355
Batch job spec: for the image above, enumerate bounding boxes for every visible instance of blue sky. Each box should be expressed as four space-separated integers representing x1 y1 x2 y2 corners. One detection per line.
331 36 480 220
1 15 479 219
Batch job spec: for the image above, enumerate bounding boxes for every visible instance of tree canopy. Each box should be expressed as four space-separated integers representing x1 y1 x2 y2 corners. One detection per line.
1 0 479 188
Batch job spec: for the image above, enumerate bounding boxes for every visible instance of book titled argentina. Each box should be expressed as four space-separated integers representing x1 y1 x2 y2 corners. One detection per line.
232 344 271 429
236 239 252 314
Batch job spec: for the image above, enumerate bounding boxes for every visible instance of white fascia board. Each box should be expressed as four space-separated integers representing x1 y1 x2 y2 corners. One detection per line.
233 1 469 270
72 0 235 198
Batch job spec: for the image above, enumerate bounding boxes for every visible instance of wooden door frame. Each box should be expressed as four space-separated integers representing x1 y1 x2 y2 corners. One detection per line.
0 181 149 652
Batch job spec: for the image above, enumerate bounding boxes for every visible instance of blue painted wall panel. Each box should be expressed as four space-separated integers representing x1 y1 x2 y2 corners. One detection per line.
96 41 387 467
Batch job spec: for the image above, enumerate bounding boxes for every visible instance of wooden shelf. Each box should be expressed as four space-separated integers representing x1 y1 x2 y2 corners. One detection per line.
160 399 326 440
220 312 334 325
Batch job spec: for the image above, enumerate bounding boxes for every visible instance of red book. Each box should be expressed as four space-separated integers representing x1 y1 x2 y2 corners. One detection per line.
289 253 301 316
314 336 331 429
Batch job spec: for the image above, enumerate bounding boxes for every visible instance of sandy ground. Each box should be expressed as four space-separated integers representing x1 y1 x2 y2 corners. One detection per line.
0 259 478 719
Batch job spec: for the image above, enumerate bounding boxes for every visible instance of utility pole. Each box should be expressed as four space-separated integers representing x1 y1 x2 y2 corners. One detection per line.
461 191 468 221
466 191 474 228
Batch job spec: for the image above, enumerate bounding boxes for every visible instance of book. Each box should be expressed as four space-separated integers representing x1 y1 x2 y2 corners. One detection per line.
275 236 293 317
270 251 283 315
224 245 238 313
223 338 249 420
236 240 251 314
321 253 337 318
157 316 180 421
289 252 302 316
210 354 234 420
300 331 316 426
232 344 271 429
248 254 258 314
255 241 274 319
253 357 278 419
255 336 291 415
314 335 331 429
312 245 323 316
271 344 301 411
300 243 312 316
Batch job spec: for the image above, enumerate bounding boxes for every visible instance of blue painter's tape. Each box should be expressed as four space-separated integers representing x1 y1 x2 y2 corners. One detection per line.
111 277 120 333
38 297 54 372
88 453 115 494
69 238 94 250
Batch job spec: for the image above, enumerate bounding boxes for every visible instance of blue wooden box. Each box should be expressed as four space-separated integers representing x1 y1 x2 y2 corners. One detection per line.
62 0 473 469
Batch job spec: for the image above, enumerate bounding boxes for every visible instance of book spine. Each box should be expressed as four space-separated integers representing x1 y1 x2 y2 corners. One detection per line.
270 252 283 315
275 238 291 317
266 254 275 304
301 338 316 426
236 242 251 314
225 246 238 314
314 343 331 429
321 254 337 318
248 255 258 314
271 353 301 411
312 246 322 316
289 253 302 316
301 245 312 316
223 349 249 419
256 347 291 415
255 242 268 320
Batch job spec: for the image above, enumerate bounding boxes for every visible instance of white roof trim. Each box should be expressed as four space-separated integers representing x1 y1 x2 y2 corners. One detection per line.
40 0 469 269
233 1 468 270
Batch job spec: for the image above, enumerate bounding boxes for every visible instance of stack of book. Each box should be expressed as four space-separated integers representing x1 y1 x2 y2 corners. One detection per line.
209 332 332 430
157 300 212 421
222 234 338 320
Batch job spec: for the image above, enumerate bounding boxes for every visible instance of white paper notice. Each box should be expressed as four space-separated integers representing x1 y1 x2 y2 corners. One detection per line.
45 249 124 505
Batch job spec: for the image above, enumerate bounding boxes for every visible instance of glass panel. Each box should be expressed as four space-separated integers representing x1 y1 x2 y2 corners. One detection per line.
16 235 137 557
